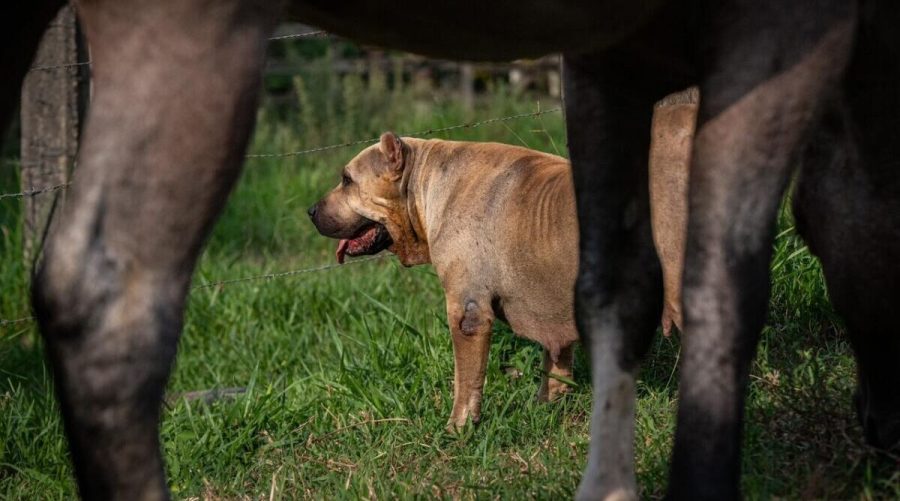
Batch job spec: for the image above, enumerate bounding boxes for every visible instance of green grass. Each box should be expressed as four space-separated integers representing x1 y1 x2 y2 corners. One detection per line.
1 82 898 499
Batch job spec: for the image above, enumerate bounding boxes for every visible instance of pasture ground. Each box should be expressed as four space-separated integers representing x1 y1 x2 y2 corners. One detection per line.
1 82 898 499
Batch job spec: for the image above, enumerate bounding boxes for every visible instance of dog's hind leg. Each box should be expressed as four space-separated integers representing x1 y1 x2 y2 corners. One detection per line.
564 52 664 501
795 4 900 451
668 3 856 499
537 343 575 402
30 1 281 498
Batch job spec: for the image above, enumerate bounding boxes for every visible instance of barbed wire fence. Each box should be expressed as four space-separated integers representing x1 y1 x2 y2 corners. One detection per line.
1 19 564 328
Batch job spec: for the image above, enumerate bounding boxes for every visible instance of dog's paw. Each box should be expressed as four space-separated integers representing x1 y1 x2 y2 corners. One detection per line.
537 377 574 403
547 384 573 402
445 415 480 434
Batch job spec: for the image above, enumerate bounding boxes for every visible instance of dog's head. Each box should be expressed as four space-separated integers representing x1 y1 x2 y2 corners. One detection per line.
309 132 427 265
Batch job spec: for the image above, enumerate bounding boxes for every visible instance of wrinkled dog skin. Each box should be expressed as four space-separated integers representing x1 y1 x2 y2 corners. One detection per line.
2 0 897 499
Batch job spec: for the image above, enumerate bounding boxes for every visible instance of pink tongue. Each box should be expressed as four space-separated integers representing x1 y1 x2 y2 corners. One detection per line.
336 239 349 264
336 226 380 264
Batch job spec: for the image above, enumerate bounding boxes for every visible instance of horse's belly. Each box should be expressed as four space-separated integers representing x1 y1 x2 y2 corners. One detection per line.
288 0 664 60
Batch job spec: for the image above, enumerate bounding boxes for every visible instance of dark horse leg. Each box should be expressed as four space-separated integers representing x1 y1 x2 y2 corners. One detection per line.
30 1 280 498
564 49 666 501
795 0 900 452
668 2 856 499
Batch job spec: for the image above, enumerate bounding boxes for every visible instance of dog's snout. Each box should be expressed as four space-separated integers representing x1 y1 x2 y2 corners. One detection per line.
307 204 317 219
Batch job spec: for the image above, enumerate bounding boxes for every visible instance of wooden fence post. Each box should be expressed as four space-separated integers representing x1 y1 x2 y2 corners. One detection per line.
20 5 82 260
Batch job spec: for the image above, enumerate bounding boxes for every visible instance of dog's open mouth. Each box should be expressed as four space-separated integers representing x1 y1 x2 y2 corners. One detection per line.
335 222 393 264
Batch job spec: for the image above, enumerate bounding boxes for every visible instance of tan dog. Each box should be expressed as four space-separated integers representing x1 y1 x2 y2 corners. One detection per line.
309 134 579 427
309 97 697 427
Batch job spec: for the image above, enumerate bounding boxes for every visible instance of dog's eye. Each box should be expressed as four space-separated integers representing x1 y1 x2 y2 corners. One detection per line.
342 174 353 187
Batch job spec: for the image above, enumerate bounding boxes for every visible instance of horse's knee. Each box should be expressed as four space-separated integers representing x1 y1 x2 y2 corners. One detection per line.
31 240 178 498
33 231 118 338
32 221 187 426
38 231 184 337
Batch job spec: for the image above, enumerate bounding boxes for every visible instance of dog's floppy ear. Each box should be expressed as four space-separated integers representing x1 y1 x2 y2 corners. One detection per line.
379 131 404 173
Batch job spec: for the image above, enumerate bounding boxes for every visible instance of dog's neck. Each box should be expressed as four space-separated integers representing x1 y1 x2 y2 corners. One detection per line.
389 138 432 266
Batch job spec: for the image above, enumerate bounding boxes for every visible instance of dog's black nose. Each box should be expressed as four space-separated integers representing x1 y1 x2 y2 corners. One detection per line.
307 204 317 219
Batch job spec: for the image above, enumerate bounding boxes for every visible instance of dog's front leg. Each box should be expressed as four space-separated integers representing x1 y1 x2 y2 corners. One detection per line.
445 295 494 429
564 52 664 501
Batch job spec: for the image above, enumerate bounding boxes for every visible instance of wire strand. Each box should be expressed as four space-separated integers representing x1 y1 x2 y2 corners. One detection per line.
192 254 387 290
0 183 70 201
267 30 329 41
245 108 562 159
0 316 36 327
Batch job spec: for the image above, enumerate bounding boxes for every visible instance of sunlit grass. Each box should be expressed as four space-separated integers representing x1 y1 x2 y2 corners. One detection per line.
0 82 896 499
